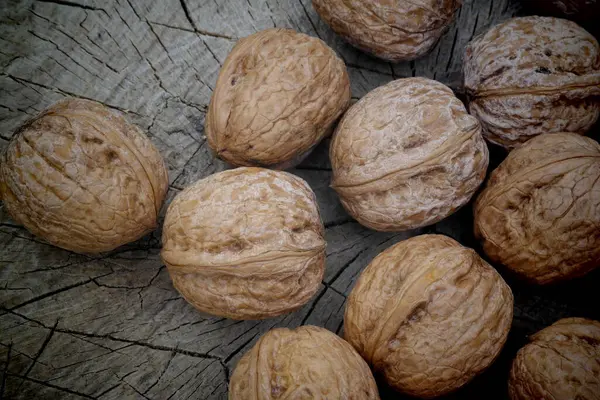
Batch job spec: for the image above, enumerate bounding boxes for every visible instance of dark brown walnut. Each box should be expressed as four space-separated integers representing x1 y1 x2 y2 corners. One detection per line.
330 77 488 232
522 0 600 23
312 0 461 61
464 16 600 149
0 98 168 254
205 28 350 169
160 168 326 320
509 318 600 400
229 325 380 399
345 234 514 399
474 133 600 285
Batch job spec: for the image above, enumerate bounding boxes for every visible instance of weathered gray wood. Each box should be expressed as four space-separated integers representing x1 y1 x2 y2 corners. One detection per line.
1 0 599 399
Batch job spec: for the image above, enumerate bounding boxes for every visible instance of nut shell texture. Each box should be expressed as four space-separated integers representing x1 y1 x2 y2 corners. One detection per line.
229 325 380 400
464 16 600 148
474 133 600 284
161 168 326 320
312 0 461 61
0 98 168 253
345 234 514 398
330 78 488 232
205 28 350 168
509 318 600 400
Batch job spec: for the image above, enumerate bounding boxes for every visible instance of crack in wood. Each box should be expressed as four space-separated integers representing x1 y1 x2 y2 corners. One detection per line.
6 373 95 399
20 319 57 384
300 288 328 325
8 310 223 362
35 0 109 18
178 0 236 40
6 276 110 311
0 342 11 399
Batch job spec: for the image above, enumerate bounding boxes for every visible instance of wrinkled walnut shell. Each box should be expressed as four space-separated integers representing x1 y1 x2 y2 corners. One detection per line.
205 28 350 169
474 133 600 285
312 0 461 61
230 325 380 399
160 168 326 320
509 318 600 400
0 98 168 253
330 78 488 232
464 16 600 149
522 0 600 23
345 234 514 398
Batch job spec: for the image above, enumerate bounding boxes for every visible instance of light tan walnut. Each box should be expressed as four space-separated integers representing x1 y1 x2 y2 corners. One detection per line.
330 77 488 232
474 133 600 285
312 0 461 61
464 16 600 149
229 325 380 399
205 28 350 169
509 318 600 400
344 234 513 398
160 168 326 320
0 98 168 254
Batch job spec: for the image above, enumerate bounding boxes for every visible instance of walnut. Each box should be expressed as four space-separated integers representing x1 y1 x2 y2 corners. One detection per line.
464 16 600 149
0 98 168 254
474 133 600 284
229 325 380 399
523 0 600 23
205 28 350 169
160 167 326 319
312 0 461 61
344 234 514 398
330 77 488 232
509 318 600 400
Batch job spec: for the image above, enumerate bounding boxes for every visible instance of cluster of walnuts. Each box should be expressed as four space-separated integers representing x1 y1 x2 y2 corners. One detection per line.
1 1 599 399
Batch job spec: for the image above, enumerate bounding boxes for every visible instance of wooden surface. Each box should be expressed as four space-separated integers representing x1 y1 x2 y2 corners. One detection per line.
1 1 599 399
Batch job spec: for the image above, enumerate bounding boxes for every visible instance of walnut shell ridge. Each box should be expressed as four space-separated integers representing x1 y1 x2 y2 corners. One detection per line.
312 0 461 61
474 133 600 285
160 167 326 320
344 234 514 398
464 16 600 149
509 318 600 400
229 325 380 400
0 98 168 254
330 77 488 232
205 28 350 169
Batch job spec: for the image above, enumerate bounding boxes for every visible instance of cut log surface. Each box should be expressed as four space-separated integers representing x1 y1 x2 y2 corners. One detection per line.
1 1 599 399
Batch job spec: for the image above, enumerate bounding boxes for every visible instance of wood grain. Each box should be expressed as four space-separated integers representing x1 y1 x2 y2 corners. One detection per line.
1 0 599 399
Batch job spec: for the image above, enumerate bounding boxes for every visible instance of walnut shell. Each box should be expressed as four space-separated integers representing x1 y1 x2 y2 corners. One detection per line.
230 325 380 399
464 16 600 149
474 133 600 285
344 234 514 398
160 167 326 320
205 28 350 169
509 318 600 400
522 0 600 23
312 0 461 61
330 77 488 232
0 98 168 254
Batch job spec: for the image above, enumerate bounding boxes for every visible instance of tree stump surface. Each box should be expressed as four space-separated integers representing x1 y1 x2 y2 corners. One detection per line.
1 1 599 399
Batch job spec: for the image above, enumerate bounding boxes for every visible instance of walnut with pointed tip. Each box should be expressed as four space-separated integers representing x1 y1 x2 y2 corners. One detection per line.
160 168 326 320
344 234 514 398
230 325 380 399
509 318 600 400
464 16 600 149
0 98 168 254
330 77 488 232
205 28 350 169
